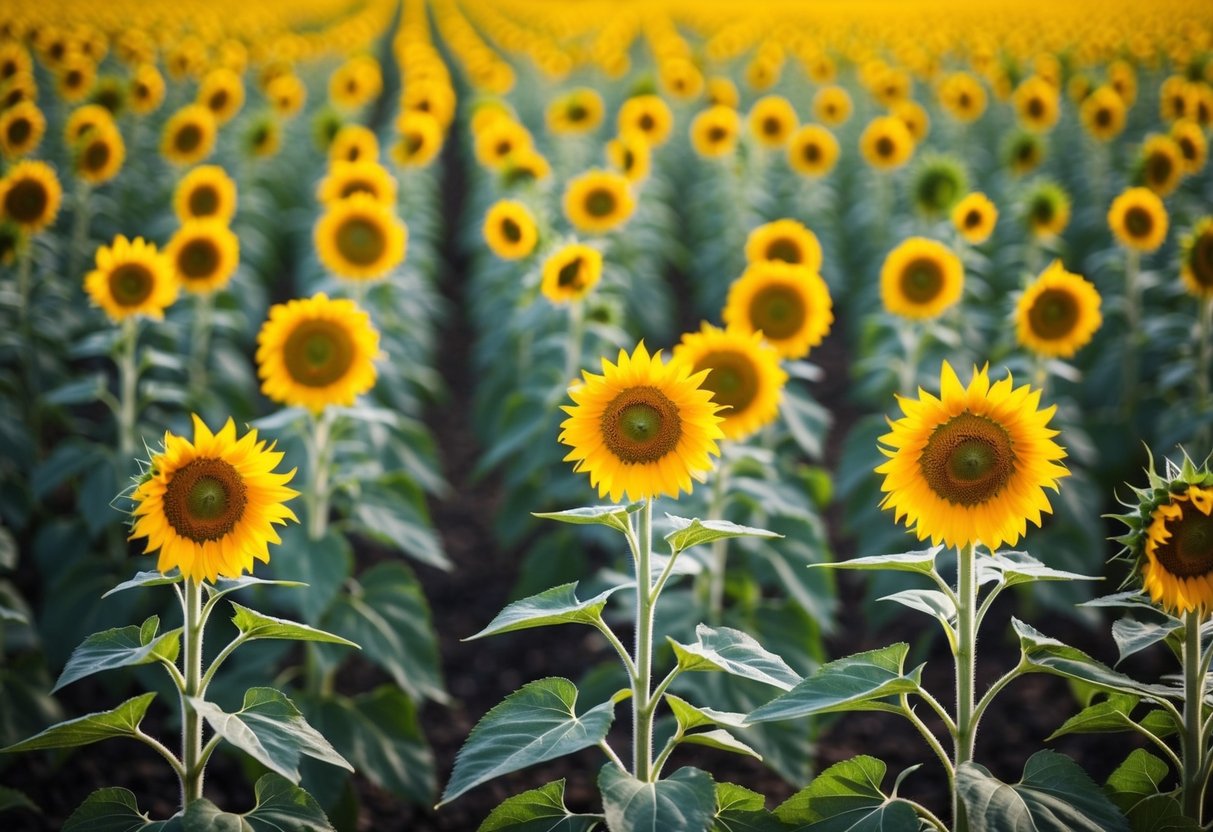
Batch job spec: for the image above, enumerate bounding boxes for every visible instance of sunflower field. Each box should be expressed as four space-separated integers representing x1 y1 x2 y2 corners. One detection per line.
1 0 1213 829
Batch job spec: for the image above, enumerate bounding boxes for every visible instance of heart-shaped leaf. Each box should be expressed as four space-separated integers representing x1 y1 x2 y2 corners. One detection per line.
1047 694 1142 740
3 693 156 753
182 774 334 831
467 582 627 640
230 603 357 647
599 765 716 832
774 755 921 831
1013 619 1178 701
670 625 801 691
664 516 781 554
54 617 181 691
62 787 181 831
533 504 641 534
477 779 603 832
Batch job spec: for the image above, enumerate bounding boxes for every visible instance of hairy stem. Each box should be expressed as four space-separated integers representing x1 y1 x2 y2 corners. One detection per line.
188 292 215 402
181 579 205 807
953 542 977 832
632 499 655 781
117 317 140 459
706 460 730 624
1183 612 1206 824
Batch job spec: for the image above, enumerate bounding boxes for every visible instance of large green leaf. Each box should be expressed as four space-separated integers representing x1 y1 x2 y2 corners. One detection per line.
3 693 156 752
1103 748 1193 832
319 562 445 703
774 755 921 832
1013 620 1178 701
1111 618 1182 665
53 617 181 691
811 548 943 576
712 782 783 832
747 644 920 723
533 504 641 535
980 550 1101 588
467 582 626 640
1047 694 1143 740
182 774 334 831
102 570 184 598
666 694 748 732
680 729 761 760
62 788 181 831
599 765 716 832
957 750 1130 832
664 516 781 554
230 603 357 647
440 678 618 806
477 780 603 832
188 688 352 784
670 625 801 691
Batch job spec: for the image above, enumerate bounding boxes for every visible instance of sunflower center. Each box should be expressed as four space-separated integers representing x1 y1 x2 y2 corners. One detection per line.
163 457 248 542
567 102 588 122
622 149 635 171
708 126 727 143
1191 234 1213 287
959 93 972 109
175 123 203 153
252 126 270 147
1031 197 1054 224
1095 107 1112 127
875 136 894 157
82 138 110 172
601 386 682 464
188 185 219 217
920 412 1016 506
283 319 356 387
762 116 781 136
585 188 616 218
108 263 155 307
501 217 522 243
1124 206 1153 238
179 238 220 279
1178 136 1196 162
749 284 806 339
1148 153 1173 185
405 131 424 154
3 178 48 223
65 69 83 90
495 140 512 158
556 257 584 288
335 216 386 266
766 238 802 263
209 89 229 112
7 117 31 145
638 113 655 131
339 179 376 199
135 82 150 101
803 142 821 163
695 350 758 413
964 209 982 229
1027 288 1078 339
1154 507 1213 578
900 258 944 303
1027 97 1044 118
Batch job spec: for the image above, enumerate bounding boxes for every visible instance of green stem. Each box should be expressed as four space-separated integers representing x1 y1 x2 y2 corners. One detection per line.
1182 612 1206 824
181 579 205 807
900 694 955 787
632 499 655 781
953 542 977 832
971 662 1024 729
897 321 922 398
199 634 246 695
306 411 333 541
117 317 140 459
909 800 950 832
563 299 585 385
188 292 215 402
69 180 91 282
17 240 40 447
706 459 730 625
135 730 185 779
1198 299 1212 447
1123 248 1141 414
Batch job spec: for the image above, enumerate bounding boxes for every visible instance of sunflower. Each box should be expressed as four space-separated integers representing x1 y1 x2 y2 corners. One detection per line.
483 199 538 260
197 67 244 125
547 87 605 135
317 160 398 207
129 63 164 115
1016 261 1102 359
130 415 299 583
723 260 834 359
660 57 704 101
604 131 651 185
267 73 306 118
391 111 442 168
161 104 217 166
329 124 379 164
541 242 603 304
1137 135 1184 197
0 160 62 234
876 361 1069 552
84 235 177 322
948 192 996 244
559 342 723 503
744 218 822 271
1108 187 1168 252
57 53 95 103
1023 180 1071 239
748 95 797 148
243 113 282 159
892 100 931 144
672 323 787 441
329 56 381 111
1180 217 1213 299
617 94 674 147
0 42 31 82
256 292 381 413
787 124 839 178
1006 130 1045 176
90 76 128 117
1 71 35 111
0 101 44 158
174 165 237 224
859 115 914 171
812 85 852 126
938 72 987 123
166 220 240 294
707 76 739 109
690 105 741 158
880 237 964 320
563 169 634 235
314 194 407 281
474 118 532 170
1159 76 1193 123
910 155 967 218
1013 76 1060 133
64 104 114 146
1171 119 1208 175
1080 86 1126 142
502 149 552 187
74 121 125 185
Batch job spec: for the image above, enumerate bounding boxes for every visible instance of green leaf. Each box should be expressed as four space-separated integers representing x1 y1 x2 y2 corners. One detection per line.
209 575 307 602
670 625 801 691
981 550 1101 588
1112 618 1182 665
666 694 748 732
599 765 716 832
1047 694 1142 740
879 589 956 623
1118 795 1200 832
957 750 1130 832
53 617 181 692
102 570 185 597
188 687 352 783
62 787 181 831
774 755 921 831
1082 592 1161 613
0 785 38 814
181 774 334 832
681 729 761 760
477 779 603 832
467 582 626 640
230 603 357 647
533 504 641 535
810 547 943 576
664 516 781 554
1104 749 1172 817
2 693 156 753
713 782 783 832
440 678 617 806
747 644 921 723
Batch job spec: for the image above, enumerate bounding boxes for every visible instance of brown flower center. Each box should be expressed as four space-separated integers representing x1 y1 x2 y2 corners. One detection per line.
802 142 821 163
1124 206 1153 238
766 237 802 264
920 412 1016 506
163 457 248 542
585 188 616 218
1189 232 1213 287
188 185 219 217
174 123 203 154
900 257 945 304
501 216 522 243
108 262 155 307
707 125 727 143
178 238 220 280
601 385 682 464
81 137 110 173
1026 97 1044 119
6 117 31 146
556 256 584 289
334 216 386 266
875 135 895 158
1027 288 1078 340
964 209 983 229
749 283 806 339
339 178 377 199
638 113 655 132
208 89 229 113
1153 502 1213 578
695 350 758 414
283 318 355 387
762 116 781 136
1147 152 1173 187
3 178 49 223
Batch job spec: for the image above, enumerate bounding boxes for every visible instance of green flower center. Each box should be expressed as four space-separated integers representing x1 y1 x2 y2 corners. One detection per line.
900 258 944 304
601 386 682 464
163 457 247 542
920 412 1016 506
585 188 616 218
108 263 154 306
178 238 220 280
1027 288 1078 340
749 283 806 339
283 319 356 387
334 216 386 267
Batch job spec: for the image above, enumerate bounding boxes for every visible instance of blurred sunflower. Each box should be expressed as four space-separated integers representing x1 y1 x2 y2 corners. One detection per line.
1171 119 1207 175
1080 86 1126 142
938 72 987 123
57 52 95 103
1108 187 1168 252
1005 130 1045 176
1013 76 1060 132
161 104 217 166
748 95 797 148
660 57 704 100
787 124 839 178
723 260 833 359
483 199 538 260
547 87 604 135
541 242 602 304
877 361 1069 551
330 124 379 164
129 63 164 115
314 194 407 281
1137 134 1184 197
559 342 723 503
391 111 442 168
910 155 967 218
74 121 125 185
859 115 914 170
745 218 822 271
502 149 552 186
706 76 739 109
84 235 177 322
880 237 964 320
0 160 62 234
673 323 787 441
64 104 113 146
952 193 998 244
174 165 237 224
267 73 306 118
256 292 381 413
0 100 44 158
892 100 930 144
130 415 298 584
813 86 852 126
1180 218 1213 299
474 118 532 170
563 170 634 235
1016 261 1102 359
243 113 282 159
605 131 651 184
166 220 239 294
1024 180 1071 239
317 160 398 207
690 105 741 158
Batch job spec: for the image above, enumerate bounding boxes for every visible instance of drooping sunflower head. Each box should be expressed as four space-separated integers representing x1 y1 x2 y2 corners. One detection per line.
161 104 217 167
877 361 1069 551
859 115 915 171
618 94 674 146
540 241 603 304
672 322 788 441
1013 76 1061 133
256 292 381 413
130 415 299 584
329 123 379 165
483 199 539 261
198 67 245 125
84 235 178 322
563 169 635 235
938 71 987 123
788 124 840 178
880 237 964 320
73 121 125 185
723 260 834 359
951 192 998 244
1005 130 1045 176
1111 453 1213 616
1015 260 1102 359
501 148 552 188
174 165 237 224
1181 217 1213 299
129 63 165 115
1170 118 1208 175
1023 180 1071 239
547 87 605 135
748 95 798 148
167 220 240 295
89 75 128 117
317 160 398 207
559 342 724 503
690 105 742 159
1080 86 1127 142
391 110 443 169
813 85 852 126
0 159 62 234
911 155 968 219
605 131 651 184
1108 187 1169 253
314 193 407 281
744 218 823 272
1136 134 1184 197
0 100 45 158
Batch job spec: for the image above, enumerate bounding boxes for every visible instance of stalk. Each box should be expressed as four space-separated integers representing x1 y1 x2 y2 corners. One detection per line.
69 180 92 282
563 300 585 385
188 292 215 401
1181 612 1206 824
706 460 731 624
181 579 205 806
17 240 40 445
305 410 333 541
632 499 655 781
898 321 922 397
953 542 978 832
117 317 140 459
1197 299 1212 447
1123 248 1141 413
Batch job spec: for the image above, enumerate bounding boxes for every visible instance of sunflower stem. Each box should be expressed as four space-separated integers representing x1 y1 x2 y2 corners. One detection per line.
563 299 585 385
1182 612 1207 824
117 317 140 460
188 292 215 403
305 410 333 541
69 179 92 282
1197 298 1212 447
1123 247 1141 414
17 238 41 449
181 578 205 808
632 499 655 782
953 541 978 832
706 458 731 625
897 321 922 397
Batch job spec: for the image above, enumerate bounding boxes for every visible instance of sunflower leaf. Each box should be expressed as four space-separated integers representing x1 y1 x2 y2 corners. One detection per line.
599 765 716 832
665 694 748 733
103 570 185 597
983 550 1102 587
62 787 182 831
477 779 603 832
466 582 627 640
1104 749 1172 817
53 618 181 692
664 516 782 554
680 729 762 760
773 755 922 831
713 782 784 832
533 504 642 535
811 547 944 576
1046 694 1141 740
230 602 358 647
181 774 334 832
1111 617 1182 665
669 625 801 691
2 693 157 753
